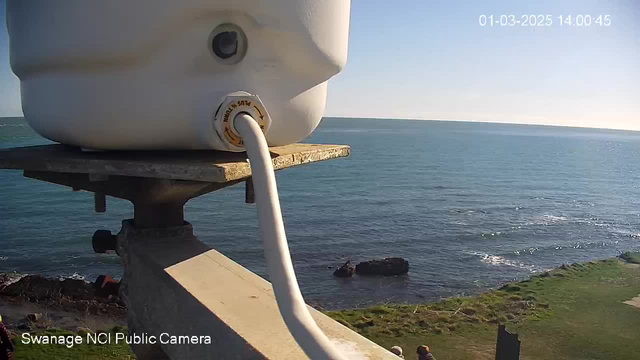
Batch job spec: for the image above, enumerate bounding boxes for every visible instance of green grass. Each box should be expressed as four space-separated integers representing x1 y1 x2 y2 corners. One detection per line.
327 254 640 360
11 327 135 360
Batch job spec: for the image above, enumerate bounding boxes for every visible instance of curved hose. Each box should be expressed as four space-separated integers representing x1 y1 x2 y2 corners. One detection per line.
234 113 347 360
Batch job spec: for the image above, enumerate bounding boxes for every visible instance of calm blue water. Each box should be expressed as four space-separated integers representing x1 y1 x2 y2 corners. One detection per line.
2 117 640 309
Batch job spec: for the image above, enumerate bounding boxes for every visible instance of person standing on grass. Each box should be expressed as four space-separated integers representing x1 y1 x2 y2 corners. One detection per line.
417 345 436 360
0 315 14 360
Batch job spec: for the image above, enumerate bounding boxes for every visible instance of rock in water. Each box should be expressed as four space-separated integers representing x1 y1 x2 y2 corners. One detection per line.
333 260 356 278
356 258 409 276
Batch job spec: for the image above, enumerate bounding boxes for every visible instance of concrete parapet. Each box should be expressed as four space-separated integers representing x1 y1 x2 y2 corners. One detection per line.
117 220 397 359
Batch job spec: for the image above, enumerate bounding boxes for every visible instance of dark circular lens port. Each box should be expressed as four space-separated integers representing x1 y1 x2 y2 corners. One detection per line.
212 31 238 59
209 24 247 65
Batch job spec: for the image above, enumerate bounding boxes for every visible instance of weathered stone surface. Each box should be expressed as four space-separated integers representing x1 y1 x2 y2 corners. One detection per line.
0 143 350 183
333 261 356 278
356 258 409 276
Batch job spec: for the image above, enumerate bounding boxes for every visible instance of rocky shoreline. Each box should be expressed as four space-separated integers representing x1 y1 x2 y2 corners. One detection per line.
0 273 126 332
2 252 636 335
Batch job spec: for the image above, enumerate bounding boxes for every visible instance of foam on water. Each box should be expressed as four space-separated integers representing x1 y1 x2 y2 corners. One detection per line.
463 251 538 272
0 272 26 285
59 273 86 281
526 214 571 226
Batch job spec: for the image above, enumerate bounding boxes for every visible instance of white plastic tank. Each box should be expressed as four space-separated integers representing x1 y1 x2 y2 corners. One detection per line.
6 1 350 151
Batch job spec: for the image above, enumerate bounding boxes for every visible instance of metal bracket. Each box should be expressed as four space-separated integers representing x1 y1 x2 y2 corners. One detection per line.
23 170 242 228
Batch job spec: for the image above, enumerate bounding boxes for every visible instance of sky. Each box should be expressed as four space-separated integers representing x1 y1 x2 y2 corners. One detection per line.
1 0 638 130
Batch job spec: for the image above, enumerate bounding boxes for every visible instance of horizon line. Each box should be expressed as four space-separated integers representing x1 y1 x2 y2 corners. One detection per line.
2 114 638 134
323 116 640 133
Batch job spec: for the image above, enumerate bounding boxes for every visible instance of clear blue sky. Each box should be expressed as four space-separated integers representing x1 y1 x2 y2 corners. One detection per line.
1 0 638 130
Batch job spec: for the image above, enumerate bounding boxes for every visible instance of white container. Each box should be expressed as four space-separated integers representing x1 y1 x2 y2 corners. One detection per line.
6 0 350 151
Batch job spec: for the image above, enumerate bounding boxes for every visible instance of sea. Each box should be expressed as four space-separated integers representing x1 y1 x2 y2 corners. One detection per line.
2 117 640 309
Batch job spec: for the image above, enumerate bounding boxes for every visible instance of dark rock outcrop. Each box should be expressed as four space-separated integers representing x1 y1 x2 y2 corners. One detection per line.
0 275 119 302
61 279 92 300
355 258 409 276
2 275 64 300
333 260 356 278
0 273 126 319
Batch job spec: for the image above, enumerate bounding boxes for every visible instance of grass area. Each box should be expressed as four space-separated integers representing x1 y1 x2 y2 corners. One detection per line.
327 254 640 360
10 326 135 360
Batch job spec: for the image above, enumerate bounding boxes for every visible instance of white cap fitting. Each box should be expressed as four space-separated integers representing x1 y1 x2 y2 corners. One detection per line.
214 91 271 152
